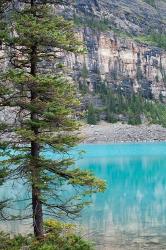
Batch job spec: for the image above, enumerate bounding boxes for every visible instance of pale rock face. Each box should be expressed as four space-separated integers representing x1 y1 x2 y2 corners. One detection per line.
65 29 166 101
64 0 166 101
97 34 166 99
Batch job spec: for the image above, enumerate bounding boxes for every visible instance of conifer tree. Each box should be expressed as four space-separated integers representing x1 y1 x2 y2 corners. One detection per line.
87 103 97 125
0 0 105 238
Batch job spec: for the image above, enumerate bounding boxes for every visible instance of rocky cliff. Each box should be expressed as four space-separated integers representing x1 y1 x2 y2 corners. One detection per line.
1 0 166 103
64 0 166 102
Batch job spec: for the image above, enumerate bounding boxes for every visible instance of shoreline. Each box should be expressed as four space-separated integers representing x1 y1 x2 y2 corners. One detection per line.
80 122 166 144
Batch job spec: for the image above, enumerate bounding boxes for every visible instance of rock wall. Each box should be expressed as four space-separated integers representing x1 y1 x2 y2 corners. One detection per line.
0 0 166 102
68 29 166 101
64 0 166 101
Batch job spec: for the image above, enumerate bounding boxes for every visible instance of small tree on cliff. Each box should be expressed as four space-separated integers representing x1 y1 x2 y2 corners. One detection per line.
0 0 105 238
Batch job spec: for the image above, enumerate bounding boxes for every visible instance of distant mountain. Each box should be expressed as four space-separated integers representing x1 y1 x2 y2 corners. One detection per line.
63 0 165 99
63 0 166 125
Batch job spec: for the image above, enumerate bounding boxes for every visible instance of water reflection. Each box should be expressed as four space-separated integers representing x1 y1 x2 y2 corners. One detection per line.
77 149 166 249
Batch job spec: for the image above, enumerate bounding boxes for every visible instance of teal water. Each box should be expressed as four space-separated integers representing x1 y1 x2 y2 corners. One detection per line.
1 143 166 249
76 143 166 249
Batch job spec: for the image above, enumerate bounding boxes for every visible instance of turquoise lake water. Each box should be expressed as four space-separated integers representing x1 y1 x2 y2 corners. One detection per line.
1 143 166 249
76 143 166 249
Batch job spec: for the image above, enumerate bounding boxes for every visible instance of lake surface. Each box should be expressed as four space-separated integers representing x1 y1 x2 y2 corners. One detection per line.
77 143 166 249
1 143 166 249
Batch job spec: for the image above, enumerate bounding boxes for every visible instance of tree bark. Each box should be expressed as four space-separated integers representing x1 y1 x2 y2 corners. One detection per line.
32 188 43 238
31 141 43 238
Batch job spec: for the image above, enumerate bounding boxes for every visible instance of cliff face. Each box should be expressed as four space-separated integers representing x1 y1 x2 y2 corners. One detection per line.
0 0 166 102
74 0 166 35
65 0 166 101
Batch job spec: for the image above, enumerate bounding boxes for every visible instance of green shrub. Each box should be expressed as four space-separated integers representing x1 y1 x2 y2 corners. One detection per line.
0 220 94 250
135 33 166 50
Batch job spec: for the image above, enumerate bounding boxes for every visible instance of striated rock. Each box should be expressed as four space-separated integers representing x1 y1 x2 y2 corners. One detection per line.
64 0 166 101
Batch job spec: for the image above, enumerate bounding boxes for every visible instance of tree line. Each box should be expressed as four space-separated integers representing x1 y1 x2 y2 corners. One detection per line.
87 83 166 127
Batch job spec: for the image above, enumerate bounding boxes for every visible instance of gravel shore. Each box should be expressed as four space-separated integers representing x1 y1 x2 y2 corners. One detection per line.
80 122 166 144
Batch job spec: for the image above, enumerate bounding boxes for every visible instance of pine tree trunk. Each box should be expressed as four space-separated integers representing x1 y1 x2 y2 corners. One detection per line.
32 187 43 238
30 40 44 238
31 140 43 238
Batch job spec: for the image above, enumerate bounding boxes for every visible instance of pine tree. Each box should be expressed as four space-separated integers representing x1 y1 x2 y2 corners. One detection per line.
0 0 105 238
87 103 97 125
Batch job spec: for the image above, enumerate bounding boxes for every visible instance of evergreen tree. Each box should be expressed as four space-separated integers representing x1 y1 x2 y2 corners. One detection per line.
87 103 97 125
0 0 105 239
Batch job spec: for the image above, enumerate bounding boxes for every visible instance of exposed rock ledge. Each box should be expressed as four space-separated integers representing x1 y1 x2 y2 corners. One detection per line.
80 121 166 144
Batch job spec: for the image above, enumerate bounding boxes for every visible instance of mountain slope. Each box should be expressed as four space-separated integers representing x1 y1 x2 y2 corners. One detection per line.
63 0 166 103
